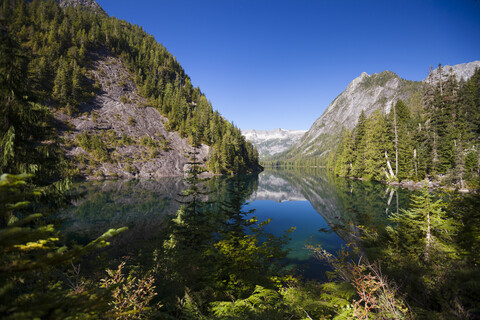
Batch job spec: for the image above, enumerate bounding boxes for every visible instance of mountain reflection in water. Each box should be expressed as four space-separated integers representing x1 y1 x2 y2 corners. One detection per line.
60 168 412 280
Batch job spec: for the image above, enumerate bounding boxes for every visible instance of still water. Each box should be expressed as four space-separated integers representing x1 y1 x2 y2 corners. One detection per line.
60 168 413 279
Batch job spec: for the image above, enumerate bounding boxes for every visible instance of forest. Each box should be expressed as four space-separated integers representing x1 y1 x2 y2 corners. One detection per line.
1 0 480 319
264 66 480 191
331 66 480 189
0 0 259 181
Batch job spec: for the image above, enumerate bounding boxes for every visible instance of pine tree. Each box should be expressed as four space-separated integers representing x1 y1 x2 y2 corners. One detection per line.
363 110 387 180
387 182 458 261
0 29 65 181
336 129 355 177
0 174 126 318
392 100 414 180
352 110 367 176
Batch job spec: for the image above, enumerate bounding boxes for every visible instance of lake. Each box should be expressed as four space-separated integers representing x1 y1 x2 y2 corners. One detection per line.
60 168 413 280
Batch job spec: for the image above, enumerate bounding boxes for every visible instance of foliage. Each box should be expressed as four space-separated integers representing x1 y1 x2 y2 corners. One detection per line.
386 182 459 261
308 243 412 320
327 67 480 188
0 0 260 175
76 131 110 162
0 26 68 181
100 261 160 319
361 183 480 318
0 173 126 319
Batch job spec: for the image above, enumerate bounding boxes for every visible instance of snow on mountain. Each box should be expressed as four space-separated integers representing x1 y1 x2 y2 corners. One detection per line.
242 128 307 158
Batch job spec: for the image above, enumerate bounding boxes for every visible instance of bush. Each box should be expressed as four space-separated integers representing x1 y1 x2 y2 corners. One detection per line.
76 132 109 162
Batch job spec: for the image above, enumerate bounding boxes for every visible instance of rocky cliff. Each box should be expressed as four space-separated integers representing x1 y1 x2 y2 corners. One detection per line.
425 61 480 84
57 49 209 179
281 61 480 163
57 0 105 12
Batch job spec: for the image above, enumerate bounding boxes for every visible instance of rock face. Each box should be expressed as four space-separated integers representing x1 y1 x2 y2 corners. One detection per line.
282 71 422 161
57 0 105 12
282 61 480 163
425 61 480 84
242 128 307 158
57 49 209 179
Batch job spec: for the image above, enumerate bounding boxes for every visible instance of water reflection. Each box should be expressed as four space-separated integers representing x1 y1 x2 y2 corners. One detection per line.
60 169 412 280
245 168 413 279
252 168 412 239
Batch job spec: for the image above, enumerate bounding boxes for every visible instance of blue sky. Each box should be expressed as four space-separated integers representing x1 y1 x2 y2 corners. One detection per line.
96 0 480 131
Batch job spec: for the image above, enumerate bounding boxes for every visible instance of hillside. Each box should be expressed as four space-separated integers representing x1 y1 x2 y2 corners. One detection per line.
328 65 480 185
59 50 209 178
242 128 306 158
0 0 259 180
276 71 422 164
277 62 480 166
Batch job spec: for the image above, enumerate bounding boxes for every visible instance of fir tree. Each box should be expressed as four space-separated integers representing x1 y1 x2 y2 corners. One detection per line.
387 182 458 261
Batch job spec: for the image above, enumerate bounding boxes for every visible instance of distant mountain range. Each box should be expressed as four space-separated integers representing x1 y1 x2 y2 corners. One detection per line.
278 61 480 164
242 128 307 158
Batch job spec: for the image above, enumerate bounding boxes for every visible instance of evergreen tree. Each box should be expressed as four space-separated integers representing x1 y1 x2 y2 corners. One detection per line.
363 110 388 180
352 110 367 176
0 28 65 181
390 100 414 180
386 183 458 261
335 129 355 177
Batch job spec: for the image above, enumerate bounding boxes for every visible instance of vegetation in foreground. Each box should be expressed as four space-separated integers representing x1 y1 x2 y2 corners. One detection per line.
1 1 479 319
2 162 480 319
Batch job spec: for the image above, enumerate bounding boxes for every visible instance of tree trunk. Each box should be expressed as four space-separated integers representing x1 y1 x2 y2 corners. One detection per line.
386 188 395 214
394 103 399 177
385 150 395 179
432 129 439 172
413 148 418 178
425 188 431 262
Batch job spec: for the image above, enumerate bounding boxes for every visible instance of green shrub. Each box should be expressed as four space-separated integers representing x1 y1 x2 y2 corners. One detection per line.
127 116 136 126
76 132 109 162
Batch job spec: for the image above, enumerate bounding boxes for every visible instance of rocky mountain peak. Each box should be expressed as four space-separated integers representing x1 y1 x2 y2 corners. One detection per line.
242 128 307 158
57 0 105 13
280 60 479 164
424 61 480 84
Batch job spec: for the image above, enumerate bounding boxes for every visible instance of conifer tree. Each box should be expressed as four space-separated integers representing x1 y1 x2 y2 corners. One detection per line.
390 100 414 180
352 110 367 176
0 174 126 319
0 28 65 181
363 110 387 180
387 182 458 261
335 129 355 177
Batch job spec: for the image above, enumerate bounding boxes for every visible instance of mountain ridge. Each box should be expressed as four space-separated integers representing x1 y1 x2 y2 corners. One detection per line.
278 61 480 164
242 128 307 158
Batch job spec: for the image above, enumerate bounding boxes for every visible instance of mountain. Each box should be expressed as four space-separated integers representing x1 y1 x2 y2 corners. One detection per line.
242 128 306 158
279 61 480 164
424 61 480 84
57 0 105 12
59 50 210 179
1 0 259 180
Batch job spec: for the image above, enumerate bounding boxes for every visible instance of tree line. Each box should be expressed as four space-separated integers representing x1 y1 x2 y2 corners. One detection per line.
328 66 480 188
0 0 259 179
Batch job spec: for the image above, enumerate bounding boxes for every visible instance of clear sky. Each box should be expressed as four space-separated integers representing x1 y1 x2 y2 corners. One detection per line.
96 0 480 131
